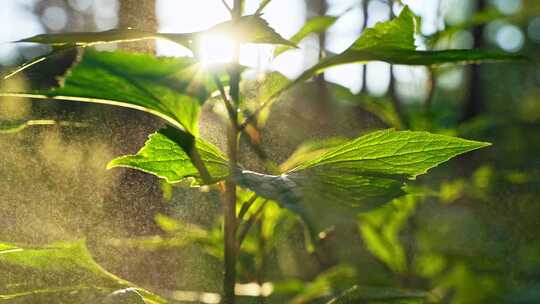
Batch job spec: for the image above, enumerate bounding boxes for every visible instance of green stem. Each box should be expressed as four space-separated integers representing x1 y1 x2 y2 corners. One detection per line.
223 2 243 303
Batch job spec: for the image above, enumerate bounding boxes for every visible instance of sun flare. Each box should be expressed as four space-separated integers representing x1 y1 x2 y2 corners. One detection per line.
198 33 236 66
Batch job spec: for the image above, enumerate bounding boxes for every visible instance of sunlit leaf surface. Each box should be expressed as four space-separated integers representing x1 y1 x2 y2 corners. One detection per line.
2 50 212 134
236 129 490 233
107 127 229 184
0 241 165 303
293 6 524 85
7 15 294 79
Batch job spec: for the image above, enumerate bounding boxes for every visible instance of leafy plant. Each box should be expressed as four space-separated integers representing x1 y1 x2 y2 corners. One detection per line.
0 1 522 303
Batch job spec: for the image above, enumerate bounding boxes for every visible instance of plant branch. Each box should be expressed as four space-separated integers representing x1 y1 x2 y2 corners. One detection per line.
223 2 243 304
221 0 233 15
237 193 259 222
237 200 268 248
214 74 276 173
213 74 238 125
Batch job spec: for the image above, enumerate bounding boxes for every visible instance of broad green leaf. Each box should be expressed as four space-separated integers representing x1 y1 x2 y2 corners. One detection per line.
292 6 524 84
3 50 210 134
107 127 229 184
274 16 338 56
235 129 490 234
7 15 294 78
17 28 191 49
326 285 428 304
0 240 166 303
280 136 348 172
16 15 294 49
293 129 490 178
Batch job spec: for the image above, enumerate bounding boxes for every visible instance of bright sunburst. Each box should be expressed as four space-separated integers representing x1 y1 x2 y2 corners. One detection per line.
198 33 236 66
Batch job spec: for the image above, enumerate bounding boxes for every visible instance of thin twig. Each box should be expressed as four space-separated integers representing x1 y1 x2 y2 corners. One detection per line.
238 193 259 222
237 200 268 248
424 69 436 111
221 0 233 15
212 74 238 126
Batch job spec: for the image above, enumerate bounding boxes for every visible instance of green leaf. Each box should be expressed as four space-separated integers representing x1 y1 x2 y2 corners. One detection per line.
208 14 296 48
274 16 338 56
293 6 524 83
352 5 416 51
17 28 191 49
107 127 229 184
280 136 348 172
326 285 428 304
3 50 211 135
235 129 490 234
0 241 166 303
8 15 293 79
15 15 294 49
294 129 490 178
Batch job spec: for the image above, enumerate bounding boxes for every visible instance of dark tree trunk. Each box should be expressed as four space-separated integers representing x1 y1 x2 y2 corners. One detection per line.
119 0 157 53
361 0 369 93
105 0 164 237
461 0 486 122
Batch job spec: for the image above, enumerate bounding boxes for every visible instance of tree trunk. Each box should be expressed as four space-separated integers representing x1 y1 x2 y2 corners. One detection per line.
461 0 486 121
118 0 157 53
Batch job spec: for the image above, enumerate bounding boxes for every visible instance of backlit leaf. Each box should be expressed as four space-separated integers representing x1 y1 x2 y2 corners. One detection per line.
236 129 490 233
107 127 229 184
2 50 211 135
0 241 166 303
9 15 293 79
208 14 296 48
293 6 524 85
274 16 338 56
17 28 191 49
293 129 490 178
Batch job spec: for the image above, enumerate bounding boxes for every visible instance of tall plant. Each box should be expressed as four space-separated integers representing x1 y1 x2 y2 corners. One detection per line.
0 1 522 303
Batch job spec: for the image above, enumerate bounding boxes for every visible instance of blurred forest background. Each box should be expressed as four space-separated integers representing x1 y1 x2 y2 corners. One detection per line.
1 0 540 303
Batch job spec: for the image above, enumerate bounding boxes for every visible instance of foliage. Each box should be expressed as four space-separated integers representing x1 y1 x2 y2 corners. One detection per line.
0 2 527 304
0 241 164 303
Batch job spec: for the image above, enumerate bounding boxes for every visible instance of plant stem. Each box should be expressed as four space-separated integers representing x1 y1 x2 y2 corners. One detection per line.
223 2 243 303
